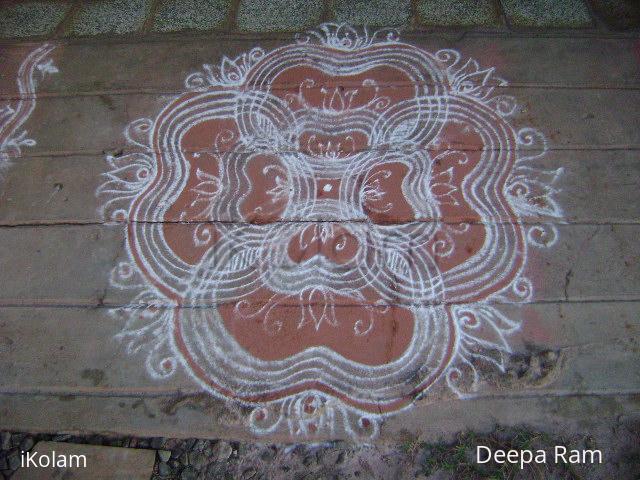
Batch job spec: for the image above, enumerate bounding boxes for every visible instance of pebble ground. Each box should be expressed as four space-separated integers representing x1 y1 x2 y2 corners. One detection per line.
0 0 638 39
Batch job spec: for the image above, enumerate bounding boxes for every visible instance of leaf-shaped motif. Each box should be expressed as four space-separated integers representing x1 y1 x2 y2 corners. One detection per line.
453 304 520 372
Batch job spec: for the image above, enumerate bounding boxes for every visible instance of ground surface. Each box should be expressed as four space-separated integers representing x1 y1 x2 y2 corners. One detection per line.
0 1 639 479
2 421 639 479
1 0 640 36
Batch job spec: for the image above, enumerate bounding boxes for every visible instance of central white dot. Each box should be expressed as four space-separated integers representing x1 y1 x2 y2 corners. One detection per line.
322 184 333 192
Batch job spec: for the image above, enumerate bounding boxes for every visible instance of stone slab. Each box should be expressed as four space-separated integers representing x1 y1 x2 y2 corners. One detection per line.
6 87 640 158
0 392 637 443
0 149 637 225
0 30 637 446
0 223 636 307
2 37 640 96
11 441 155 479
0 224 126 307
0 301 637 394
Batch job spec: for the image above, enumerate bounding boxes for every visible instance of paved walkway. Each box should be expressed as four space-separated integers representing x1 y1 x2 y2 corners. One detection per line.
0 1 639 447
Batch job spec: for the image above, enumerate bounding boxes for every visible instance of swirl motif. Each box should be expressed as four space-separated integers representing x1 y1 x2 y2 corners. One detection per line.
1 44 57 178
98 24 563 439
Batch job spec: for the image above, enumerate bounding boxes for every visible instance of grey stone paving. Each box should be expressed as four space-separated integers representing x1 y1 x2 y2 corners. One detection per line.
502 0 593 27
153 0 231 32
333 0 411 27
417 0 501 27
0 1 70 38
67 0 153 36
237 0 323 32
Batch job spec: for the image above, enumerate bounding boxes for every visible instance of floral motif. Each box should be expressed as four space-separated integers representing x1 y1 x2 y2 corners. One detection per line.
98 24 563 440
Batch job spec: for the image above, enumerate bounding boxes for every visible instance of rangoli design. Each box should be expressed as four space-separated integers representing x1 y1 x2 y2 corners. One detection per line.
98 24 563 439
0 44 57 177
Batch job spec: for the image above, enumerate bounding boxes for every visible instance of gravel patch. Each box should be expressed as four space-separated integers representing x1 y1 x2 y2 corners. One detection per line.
0 1 70 38
502 0 593 27
417 0 501 27
237 0 323 32
153 0 231 32
0 422 638 479
67 0 153 36
333 0 411 27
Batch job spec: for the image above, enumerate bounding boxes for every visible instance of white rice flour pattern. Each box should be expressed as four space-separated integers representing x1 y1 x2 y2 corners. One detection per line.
98 24 563 440
0 44 58 177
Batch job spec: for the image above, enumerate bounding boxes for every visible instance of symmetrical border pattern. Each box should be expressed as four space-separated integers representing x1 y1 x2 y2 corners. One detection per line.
0 44 57 177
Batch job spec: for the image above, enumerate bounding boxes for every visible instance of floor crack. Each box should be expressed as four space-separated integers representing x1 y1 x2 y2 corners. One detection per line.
564 269 573 301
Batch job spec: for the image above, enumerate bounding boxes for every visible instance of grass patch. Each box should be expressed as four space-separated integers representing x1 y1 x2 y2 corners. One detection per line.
421 426 584 479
